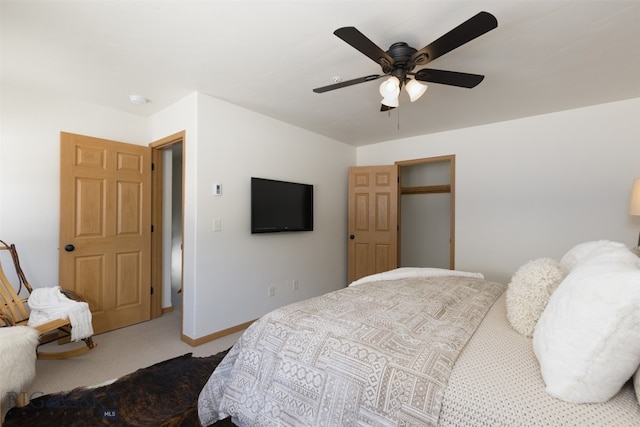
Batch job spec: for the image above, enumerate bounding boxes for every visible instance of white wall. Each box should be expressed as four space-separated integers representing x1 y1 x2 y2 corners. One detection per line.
1 85 354 341
357 98 640 284
3 82 638 340
149 92 355 339
0 83 148 284
147 92 199 336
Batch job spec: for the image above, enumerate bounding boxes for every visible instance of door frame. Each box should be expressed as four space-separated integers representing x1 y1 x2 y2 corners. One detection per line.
149 131 185 319
396 154 455 269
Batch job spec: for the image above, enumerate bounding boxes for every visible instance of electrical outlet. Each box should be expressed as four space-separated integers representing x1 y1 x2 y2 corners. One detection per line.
214 218 221 232
292 280 299 291
268 285 275 297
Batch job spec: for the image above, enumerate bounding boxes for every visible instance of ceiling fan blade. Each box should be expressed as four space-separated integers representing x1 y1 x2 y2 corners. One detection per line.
313 74 383 93
410 11 497 65
334 27 395 67
414 68 485 88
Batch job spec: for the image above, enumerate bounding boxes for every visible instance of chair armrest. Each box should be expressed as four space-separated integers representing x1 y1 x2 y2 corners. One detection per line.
0 313 16 327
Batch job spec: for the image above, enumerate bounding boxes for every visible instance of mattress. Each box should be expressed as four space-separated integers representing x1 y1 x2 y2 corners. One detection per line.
439 292 640 426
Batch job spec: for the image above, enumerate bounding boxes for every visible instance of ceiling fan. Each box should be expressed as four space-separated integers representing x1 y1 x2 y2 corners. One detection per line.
313 11 498 111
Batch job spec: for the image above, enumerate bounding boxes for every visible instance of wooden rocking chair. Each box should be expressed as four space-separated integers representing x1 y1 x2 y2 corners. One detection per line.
0 240 96 359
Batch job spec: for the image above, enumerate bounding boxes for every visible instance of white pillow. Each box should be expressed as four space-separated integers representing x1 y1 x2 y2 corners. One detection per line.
533 260 640 403
560 240 640 271
635 368 640 406
505 258 565 337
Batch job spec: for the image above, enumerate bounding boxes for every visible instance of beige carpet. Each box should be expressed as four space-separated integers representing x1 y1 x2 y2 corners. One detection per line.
23 307 243 404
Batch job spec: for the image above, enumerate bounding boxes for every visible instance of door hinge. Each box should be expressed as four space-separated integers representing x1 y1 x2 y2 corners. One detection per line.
150 286 154 295
151 162 155 171
151 224 154 232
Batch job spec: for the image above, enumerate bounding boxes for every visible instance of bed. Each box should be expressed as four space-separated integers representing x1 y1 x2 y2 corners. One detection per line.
198 242 640 426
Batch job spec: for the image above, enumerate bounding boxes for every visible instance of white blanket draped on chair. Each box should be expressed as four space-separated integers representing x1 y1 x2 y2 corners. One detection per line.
27 286 93 341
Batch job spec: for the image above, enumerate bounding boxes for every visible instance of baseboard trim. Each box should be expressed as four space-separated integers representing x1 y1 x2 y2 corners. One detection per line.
181 319 256 347
161 306 175 314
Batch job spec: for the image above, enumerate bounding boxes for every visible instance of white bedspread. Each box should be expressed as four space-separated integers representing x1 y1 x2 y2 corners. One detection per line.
27 286 93 341
198 272 504 426
349 267 484 286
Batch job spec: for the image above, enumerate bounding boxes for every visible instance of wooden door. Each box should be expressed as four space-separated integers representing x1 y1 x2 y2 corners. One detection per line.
347 165 399 284
59 132 151 334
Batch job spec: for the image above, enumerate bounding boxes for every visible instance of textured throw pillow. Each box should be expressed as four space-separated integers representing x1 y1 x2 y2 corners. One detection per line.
505 258 565 337
533 257 640 403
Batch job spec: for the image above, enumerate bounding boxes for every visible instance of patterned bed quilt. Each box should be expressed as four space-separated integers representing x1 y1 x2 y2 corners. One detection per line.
198 269 505 427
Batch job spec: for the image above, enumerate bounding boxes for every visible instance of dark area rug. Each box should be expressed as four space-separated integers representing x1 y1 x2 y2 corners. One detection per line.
4 350 237 426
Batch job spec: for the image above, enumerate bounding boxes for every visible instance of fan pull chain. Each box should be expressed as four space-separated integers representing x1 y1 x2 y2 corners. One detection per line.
384 106 401 130
385 106 401 130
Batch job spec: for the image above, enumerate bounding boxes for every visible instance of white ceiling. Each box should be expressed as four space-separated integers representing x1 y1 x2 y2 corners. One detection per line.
2 1 639 147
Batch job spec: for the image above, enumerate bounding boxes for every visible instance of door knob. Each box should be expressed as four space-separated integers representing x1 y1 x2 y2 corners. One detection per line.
64 244 75 252
349 235 355 240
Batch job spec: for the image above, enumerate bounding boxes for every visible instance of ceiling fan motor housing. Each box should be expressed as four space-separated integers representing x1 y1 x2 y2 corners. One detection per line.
382 42 422 80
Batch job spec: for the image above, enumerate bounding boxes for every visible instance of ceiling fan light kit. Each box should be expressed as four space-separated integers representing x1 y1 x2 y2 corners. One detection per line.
381 96 400 108
379 77 400 96
378 76 427 106
405 79 428 102
313 11 498 111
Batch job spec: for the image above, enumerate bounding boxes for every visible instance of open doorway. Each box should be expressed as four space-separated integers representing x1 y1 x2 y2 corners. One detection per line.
397 155 455 270
165 145 183 308
150 131 185 319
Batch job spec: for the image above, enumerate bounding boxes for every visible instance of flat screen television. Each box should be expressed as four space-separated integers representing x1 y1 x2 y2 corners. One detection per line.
251 177 314 233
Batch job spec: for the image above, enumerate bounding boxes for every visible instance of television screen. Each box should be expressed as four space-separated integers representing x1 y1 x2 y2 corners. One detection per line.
251 177 314 233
